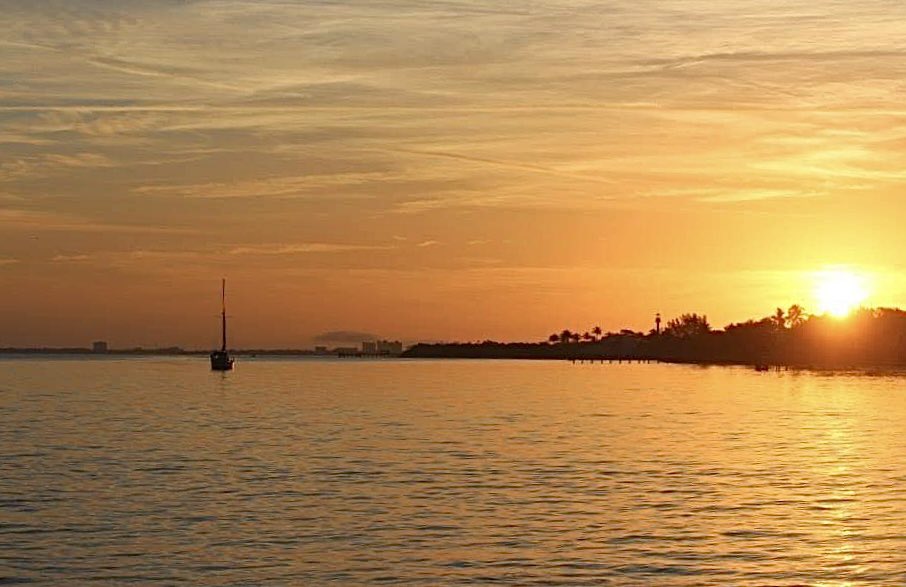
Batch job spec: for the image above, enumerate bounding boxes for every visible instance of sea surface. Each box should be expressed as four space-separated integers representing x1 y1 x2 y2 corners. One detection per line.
3 357 906 585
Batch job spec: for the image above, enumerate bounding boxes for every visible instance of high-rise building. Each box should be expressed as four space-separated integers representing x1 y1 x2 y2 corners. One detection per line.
360 340 403 356
376 340 403 355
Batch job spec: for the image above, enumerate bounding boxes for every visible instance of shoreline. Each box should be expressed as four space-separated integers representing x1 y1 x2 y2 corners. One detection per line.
3 351 906 374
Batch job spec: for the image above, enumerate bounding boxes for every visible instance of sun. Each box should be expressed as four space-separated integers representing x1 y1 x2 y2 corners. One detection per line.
814 269 869 318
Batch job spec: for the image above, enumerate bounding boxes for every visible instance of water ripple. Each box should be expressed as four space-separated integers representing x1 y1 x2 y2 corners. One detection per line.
2 359 906 584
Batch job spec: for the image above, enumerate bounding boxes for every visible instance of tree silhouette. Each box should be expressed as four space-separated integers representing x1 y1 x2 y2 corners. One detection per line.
665 313 711 338
406 303 906 367
771 307 786 330
787 304 805 328
592 326 602 341
582 331 593 342
548 333 560 344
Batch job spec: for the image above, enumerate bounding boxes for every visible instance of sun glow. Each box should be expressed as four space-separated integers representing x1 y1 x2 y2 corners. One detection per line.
814 269 870 318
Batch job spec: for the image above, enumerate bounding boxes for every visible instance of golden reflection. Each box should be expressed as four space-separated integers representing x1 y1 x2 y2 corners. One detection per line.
813 416 859 585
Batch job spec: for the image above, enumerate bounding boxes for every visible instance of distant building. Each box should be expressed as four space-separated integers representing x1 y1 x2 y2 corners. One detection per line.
376 340 403 355
314 346 329 355
92 341 108 353
335 347 359 357
360 340 403 356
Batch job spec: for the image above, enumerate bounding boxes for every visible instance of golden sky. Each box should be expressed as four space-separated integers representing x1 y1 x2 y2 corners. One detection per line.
2 0 906 348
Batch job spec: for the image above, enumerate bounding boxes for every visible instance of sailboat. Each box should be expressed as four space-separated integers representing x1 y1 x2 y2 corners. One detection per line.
210 278 235 371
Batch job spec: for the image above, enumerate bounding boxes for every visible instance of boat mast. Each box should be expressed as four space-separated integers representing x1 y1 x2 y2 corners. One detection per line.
221 278 227 352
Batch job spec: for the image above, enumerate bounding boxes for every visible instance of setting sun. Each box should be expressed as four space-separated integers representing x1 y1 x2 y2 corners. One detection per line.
815 269 870 318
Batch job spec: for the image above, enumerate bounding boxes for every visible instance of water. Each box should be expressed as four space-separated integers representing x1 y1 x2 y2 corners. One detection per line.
3 357 906 585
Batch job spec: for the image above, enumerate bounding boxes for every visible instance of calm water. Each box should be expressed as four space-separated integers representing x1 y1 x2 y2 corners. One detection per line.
3 358 906 585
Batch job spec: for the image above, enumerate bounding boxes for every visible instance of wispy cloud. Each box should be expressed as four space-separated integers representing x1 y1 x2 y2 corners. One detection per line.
698 190 824 203
1 152 114 181
51 254 91 262
652 187 825 203
228 243 392 255
0 208 195 234
5 0 906 216
134 171 431 200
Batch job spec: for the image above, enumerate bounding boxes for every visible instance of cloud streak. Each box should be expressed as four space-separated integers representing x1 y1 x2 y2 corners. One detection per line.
228 243 393 255
0 208 196 235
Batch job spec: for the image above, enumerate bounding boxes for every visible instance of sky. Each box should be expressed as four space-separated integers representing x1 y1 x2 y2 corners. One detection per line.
2 0 906 348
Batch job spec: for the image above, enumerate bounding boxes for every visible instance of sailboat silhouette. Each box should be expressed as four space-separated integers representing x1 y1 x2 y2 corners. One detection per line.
210 279 234 371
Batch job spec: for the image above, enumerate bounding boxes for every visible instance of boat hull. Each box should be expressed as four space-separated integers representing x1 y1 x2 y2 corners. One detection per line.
210 350 234 371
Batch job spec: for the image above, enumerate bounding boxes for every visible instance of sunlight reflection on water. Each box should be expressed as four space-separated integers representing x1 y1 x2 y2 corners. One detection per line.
2 357 906 585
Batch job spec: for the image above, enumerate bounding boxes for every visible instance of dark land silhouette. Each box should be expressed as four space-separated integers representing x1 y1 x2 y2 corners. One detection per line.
402 306 906 369
9 305 906 369
0 347 381 357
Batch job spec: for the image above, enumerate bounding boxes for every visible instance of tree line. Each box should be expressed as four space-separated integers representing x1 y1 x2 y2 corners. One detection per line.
404 305 906 367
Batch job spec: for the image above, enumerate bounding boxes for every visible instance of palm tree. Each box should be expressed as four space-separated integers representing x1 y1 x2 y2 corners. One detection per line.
582 331 593 343
787 304 806 328
548 333 560 344
559 329 573 344
772 307 786 330
570 332 581 344
592 326 602 341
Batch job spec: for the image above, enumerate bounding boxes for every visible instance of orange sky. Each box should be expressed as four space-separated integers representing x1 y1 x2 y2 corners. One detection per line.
2 1 906 348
